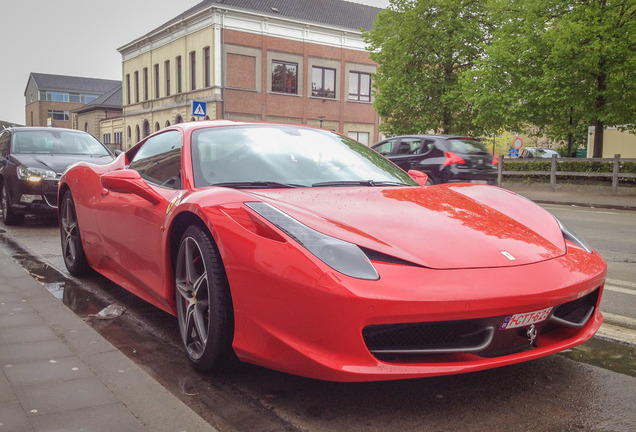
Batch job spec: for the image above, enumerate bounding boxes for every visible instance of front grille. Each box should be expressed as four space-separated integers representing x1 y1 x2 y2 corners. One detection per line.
363 288 600 362
363 320 495 357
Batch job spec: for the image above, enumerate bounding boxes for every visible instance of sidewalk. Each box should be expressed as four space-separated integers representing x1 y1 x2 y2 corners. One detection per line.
0 250 217 432
502 182 636 211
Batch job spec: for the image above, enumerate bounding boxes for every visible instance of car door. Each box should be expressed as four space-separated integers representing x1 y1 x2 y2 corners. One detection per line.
96 130 184 302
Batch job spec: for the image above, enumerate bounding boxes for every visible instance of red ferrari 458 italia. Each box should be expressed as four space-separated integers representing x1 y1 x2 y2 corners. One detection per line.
58 121 606 382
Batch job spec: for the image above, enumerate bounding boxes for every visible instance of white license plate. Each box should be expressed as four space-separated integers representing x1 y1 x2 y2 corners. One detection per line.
499 307 553 330
471 180 488 184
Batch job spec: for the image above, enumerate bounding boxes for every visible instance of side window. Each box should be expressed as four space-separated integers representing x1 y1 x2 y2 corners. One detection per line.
373 139 397 156
415 139 435 155
396 139 421 155
128 131 182 189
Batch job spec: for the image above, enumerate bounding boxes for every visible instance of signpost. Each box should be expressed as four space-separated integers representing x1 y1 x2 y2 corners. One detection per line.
513 137 523 149
192 101 207 118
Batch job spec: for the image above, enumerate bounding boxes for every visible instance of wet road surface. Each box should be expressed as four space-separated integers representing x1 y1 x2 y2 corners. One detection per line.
1 217 635 432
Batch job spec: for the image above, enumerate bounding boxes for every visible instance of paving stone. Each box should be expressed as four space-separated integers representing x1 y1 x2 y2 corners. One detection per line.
0 400 33 432
0 311 42 328
29 403 147 432
3 356 94 387
13 377 117 417
0 340 74 364
0 325 57 345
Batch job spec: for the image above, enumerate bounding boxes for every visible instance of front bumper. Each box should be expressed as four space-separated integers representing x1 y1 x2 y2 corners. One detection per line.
9 178 59 214
223 232 606 382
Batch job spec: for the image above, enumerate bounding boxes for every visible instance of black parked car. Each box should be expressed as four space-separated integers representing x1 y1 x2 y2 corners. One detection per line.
372 135 497 185
0 127 114 225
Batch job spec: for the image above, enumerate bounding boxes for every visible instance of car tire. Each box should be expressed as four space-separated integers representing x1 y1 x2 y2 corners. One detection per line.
60 190 91 276
175 225 234 371
1 184 24 226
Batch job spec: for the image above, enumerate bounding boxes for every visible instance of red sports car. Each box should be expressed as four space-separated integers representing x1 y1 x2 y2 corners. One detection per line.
58 121 606 382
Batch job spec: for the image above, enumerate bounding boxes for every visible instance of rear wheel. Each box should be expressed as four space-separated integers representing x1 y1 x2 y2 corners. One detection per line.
175 225 233 371
60 190 90 276
1 184 24 225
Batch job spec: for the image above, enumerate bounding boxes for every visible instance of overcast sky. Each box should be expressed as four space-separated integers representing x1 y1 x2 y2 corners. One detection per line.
0 0 389 125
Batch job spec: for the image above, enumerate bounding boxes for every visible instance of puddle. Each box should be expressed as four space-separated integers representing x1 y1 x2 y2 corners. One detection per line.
559 337 636 378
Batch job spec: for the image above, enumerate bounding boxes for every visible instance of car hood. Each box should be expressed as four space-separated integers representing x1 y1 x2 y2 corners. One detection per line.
245 184 566 270
12 153 114 175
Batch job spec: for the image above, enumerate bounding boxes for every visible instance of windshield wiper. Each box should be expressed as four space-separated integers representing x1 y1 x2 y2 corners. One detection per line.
212 181 302 189
312 180 409 187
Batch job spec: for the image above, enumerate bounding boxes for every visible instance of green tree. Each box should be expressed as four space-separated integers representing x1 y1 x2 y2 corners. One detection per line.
465 0 636 157
363 0 489 136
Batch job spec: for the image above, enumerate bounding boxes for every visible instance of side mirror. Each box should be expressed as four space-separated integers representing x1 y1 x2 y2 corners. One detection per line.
408 169 429 186
101 170 163 205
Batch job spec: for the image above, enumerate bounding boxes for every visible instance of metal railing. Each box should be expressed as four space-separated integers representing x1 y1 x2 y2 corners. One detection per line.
497 154 636 194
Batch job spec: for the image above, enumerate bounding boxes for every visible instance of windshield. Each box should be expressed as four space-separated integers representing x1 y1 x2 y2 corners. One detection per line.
12 130 111 156
191 125 416 188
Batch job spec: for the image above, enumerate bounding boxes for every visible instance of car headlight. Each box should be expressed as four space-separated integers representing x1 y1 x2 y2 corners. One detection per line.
246 202 379 280
17 166 57 182
555 217 594 254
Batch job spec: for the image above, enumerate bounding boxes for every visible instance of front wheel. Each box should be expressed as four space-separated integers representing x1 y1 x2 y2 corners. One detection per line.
175 225 233 371
60 191 90 276
1 184 24 225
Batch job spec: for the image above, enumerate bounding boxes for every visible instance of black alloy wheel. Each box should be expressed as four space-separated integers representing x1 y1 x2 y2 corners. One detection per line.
175 225 233 371
1 184 24 225
60 191 90 275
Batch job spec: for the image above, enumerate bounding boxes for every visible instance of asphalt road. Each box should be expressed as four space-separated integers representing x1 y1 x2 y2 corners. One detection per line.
0 203 634 432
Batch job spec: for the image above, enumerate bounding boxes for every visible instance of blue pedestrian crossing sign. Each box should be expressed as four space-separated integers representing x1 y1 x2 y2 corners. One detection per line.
192 101 207 117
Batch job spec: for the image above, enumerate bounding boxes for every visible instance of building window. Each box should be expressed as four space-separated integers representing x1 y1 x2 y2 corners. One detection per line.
114 132 122 144
143 68 149 101
204 47 210 88
134 71 140 103
349 71 371 102
176 56 182 93
190 51 196 91
40 91 69 102
103 133 111 143
312 66 336 99
154 64 160 99
126 74 131 105
68 93 99 104
348 131 370 146
47 110 69 121
272 61 298 94
165 60 171 96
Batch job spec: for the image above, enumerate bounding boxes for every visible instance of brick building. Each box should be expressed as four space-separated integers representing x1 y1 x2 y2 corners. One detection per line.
72 85 124 150
24 73 121 129
118 0 382 148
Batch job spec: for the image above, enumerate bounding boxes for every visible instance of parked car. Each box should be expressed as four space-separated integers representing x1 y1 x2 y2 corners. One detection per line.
519 147 560 158
372 135 497 185
0 127 114 225
59 121 605 382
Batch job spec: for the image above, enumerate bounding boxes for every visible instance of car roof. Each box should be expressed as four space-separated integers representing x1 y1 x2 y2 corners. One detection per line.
376 134 477 143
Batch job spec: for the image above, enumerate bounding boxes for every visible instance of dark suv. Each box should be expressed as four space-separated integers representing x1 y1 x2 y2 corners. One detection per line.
372 135 497 185
0 127 114 225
